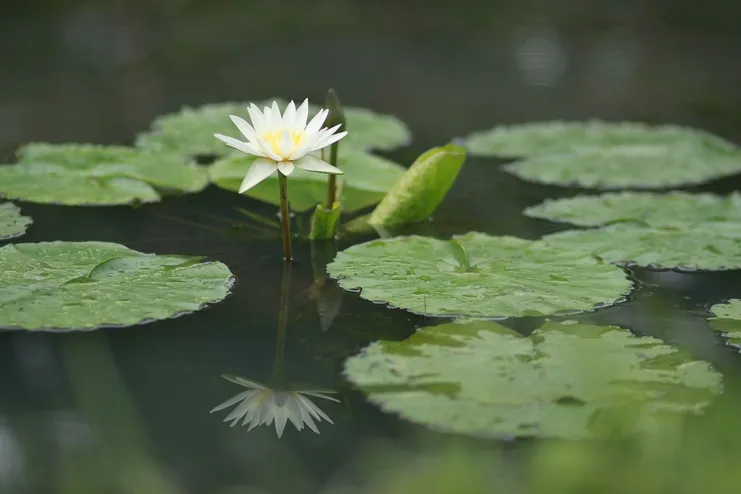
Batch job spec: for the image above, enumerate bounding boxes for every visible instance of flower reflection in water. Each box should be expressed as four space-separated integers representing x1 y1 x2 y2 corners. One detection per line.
211 375 339 438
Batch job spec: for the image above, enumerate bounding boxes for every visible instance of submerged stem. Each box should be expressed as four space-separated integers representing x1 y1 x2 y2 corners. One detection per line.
278 173 292 261
272 261 291 379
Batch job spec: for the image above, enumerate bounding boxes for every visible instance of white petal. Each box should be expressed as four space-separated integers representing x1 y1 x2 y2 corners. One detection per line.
210 390 252 413
323 123 343 136
308 130 348 153
300 406 319 434
301 391 341 403
271 101 282 126
274 410 288 438
259 397 277 425
241 406 258 427
214 133 262 156
305 109 328 136
229 115 256 140
224 394 259 423
246 408 262 431
277 161 295 176
295 155 343 175
283 101 297 129
286 398 305 431
297 401 320 433
265 104 277 130
295 99 309 128
239 159 278 193
248 104 267 132
224 376 267 390
297 394 333 423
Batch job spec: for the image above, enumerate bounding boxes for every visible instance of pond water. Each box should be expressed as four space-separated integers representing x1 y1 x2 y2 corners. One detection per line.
3 1 741 493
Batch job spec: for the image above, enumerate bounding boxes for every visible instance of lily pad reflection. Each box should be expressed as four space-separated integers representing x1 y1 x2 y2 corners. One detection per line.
708 300 741 350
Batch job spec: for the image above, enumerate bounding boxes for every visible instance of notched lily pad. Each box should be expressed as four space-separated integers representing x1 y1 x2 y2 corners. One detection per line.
344 320 722 439
543 224 741 271
0 241 234 331
327 232 632 318
135 100 411 159
209 149 406 213
0 203 32 240
708 300 741 350
0 143 209 206
526 192 741 228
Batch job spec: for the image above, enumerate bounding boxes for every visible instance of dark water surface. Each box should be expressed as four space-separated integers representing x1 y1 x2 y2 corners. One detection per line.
2 1 741 493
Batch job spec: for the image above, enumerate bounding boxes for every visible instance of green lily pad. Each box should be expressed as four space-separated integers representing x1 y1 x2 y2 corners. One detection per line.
0 144 209 206
0 203 32 241
209 150 406 213
463 121 736 158
526 192 741 228
344 320 722 439
327 233 632 318
0 241 234 331
506 145 741 189
543 224 741 271
135 100 411 158
708 300 741 350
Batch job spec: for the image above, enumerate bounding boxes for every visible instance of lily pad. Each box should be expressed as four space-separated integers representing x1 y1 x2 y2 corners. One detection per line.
543 224 741 271
463 121 736 158
0 144 209 206
0 203 32 241
0 241 234 331
209 149 406 213
506 145 741 189
327 233 632 318
526 192 741 228
135 100 411 159
708 300 741 350
344 320 722 439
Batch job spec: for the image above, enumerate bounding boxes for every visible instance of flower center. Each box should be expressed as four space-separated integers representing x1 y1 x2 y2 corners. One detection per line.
260 130 306 160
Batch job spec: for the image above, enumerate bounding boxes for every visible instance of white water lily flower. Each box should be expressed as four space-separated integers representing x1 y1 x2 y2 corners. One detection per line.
214 99 347 193
210 376 339 438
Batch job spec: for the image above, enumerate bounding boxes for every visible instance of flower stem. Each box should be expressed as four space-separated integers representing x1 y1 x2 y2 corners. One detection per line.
327 175 337 208
278 173 292 261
